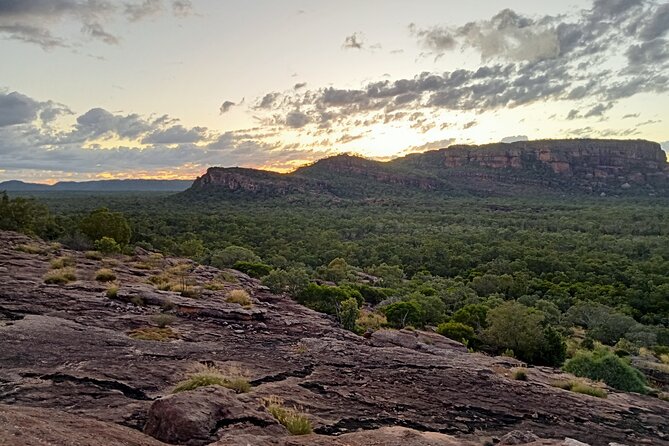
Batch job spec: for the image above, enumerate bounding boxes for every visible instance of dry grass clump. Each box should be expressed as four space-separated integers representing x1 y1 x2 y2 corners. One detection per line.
152 313 176 328
50 256 76 269
551 379 607 398
172 364 251 394
226 289 253 307
44 267 76 284
263 396 312 435
356 309 387 332
129 327 178 342
106 284 119 298
16 243 47 254
95 268 117 282
85 251 103 260
512 368 528 381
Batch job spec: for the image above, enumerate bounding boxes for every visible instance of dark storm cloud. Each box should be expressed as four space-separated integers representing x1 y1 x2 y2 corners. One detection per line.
0 0 190 49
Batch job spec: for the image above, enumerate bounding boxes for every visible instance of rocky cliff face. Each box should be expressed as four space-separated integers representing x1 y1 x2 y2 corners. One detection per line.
1 231 668 446
185 139 668 197
399 139 669 192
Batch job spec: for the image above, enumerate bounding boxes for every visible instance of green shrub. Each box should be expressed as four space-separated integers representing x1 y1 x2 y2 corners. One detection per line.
94 237 121 254
211 246 260 269
436 321 475 344
233 261 272 278
563 349 647 393
261 268 309 295
95 268 116 282
452 304 489 331
337 297 359 331
383 300 423 328
79 208 131 246
297 283 363 315
264 396 312 435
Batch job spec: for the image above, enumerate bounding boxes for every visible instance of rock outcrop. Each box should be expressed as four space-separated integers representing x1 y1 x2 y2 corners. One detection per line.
185 139 669 198
1 230 668 445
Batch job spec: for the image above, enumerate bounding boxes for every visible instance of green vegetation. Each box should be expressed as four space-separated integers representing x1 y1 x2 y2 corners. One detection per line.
50 256 75 269
551 379 608 398
3 189 669 390
512 368 528 381
106 285 119 299
264 396 312 435
151 313 176 328
563 349 648 393
172 365 251 394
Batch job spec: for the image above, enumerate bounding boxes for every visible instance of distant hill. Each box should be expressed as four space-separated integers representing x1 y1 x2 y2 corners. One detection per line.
1 179 193 192
186 139 669 198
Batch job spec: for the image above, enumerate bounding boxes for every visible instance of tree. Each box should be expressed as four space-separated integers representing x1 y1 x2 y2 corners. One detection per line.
452 304 489 332
0 192 58 238
79 208 131 246
534 326 567 367
262 268 310 296
384 301 423 328
436 321 475 344
482 301 545 363
337 297 359 332
94 236 121 254
297 283 362 315
211 245 260 269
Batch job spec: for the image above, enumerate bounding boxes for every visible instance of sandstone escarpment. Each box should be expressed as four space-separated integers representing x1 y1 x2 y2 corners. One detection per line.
1 230 668 446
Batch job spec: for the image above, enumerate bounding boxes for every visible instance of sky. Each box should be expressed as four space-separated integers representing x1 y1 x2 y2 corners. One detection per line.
1 0 668 183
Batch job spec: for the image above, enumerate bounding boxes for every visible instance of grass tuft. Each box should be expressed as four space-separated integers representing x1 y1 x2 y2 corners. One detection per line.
512 368 528 381
16 243 46 254
151 313 176 328
172 364 251 394
50 256 75 269
129 327 178 342
95 268 116 282
44 267 76 284
226 289 253 307
106 285 119 298
85 251 103 260
551 379 607 398
263 396 312 435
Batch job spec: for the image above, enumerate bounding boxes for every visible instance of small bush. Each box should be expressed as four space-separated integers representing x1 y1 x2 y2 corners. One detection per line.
106 285 119 298
180 287 201 299
130 296 145 306
94 236 121 254
152 313 176 328
173 365 250 394
129 327 178 341
551 380 607 398
226 289 253 307
44 267 76 284
563 349 647 393
95 268 116 282
85 251 103 260
512 368 528 381
264 396 312 435
233 261 272 278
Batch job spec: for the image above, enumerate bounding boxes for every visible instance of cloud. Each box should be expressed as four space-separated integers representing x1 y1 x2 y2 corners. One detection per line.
0 91 40 127
219 100 236 114
285 110 310 128
343 32 364 49
141 125 208 144
0 0 191 49
0 90 323 180
294 82 307 90
463 120 477 129
172 0 193 17
125 0 163 22
501 135 529 143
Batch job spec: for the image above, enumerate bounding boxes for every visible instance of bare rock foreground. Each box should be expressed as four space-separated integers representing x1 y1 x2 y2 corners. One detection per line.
0 230 667 446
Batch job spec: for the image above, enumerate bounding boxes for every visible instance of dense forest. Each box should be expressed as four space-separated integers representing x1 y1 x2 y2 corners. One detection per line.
2 189 669 394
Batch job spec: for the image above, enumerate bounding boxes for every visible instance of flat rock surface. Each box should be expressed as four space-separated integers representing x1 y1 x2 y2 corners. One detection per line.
0 231 668 446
